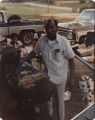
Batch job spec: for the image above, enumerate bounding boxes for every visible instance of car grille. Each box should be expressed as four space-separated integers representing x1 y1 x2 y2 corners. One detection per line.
58 27 69 37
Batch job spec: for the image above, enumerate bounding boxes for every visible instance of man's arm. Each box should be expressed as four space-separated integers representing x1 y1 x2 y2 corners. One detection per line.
26 50 36 63
26 38 41 63
68 57 75 90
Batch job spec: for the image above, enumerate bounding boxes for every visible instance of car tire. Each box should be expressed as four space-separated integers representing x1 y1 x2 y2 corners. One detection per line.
7 15 21 23
21 32 34 45
79 36 86 45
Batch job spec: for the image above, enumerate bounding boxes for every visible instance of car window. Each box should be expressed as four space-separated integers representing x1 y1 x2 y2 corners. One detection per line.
75 10 95 24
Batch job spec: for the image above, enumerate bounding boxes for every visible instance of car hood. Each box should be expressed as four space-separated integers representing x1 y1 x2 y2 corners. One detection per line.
58 21 93 30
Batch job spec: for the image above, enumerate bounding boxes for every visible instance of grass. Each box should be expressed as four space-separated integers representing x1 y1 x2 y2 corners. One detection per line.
0 2 93 22
0 3 72 19
59 3 93 9
0 3 43 19
59 0 79 1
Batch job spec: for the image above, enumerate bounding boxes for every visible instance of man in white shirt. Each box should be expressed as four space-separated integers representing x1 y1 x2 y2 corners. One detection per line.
27 19 75 120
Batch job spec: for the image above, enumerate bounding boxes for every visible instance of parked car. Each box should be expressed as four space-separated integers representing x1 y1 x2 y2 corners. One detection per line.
58 9 95 45
0 11 44 45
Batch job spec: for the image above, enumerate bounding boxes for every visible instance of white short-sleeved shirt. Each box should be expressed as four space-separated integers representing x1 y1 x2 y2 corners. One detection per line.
34 34 75 84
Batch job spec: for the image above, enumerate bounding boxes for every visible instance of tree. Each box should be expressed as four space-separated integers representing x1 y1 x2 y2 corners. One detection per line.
80 0 86 3
40 0 54 4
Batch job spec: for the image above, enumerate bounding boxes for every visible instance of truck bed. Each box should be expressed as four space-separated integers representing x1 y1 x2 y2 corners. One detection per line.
9 19 44 26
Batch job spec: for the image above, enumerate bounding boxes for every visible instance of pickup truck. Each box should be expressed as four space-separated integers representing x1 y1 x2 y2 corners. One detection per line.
0 11 44 45
58 9 95 45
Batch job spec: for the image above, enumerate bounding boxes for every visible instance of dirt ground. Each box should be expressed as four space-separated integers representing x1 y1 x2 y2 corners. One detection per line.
65 58 94 120
41 13 79 20
55 1 79 6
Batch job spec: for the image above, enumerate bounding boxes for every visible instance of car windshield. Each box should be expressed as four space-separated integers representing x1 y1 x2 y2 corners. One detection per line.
74 10 95 24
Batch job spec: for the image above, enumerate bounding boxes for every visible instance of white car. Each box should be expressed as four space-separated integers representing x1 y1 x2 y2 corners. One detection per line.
58 9 95 45
0 11 44 45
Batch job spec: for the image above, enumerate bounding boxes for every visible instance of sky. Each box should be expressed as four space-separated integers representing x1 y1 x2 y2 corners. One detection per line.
0 0 3 2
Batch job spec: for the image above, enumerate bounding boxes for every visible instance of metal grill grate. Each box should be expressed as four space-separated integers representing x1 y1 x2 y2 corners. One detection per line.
58 27 69 37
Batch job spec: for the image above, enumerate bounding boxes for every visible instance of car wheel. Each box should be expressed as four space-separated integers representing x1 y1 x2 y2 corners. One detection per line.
21 32 34 45
7 15 21 23
79 36 86 45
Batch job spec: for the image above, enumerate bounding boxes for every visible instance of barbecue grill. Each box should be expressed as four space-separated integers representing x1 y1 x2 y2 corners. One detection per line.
0 46 56 120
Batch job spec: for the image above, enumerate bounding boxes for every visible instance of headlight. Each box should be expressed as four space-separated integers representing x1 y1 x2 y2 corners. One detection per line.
67 30 76 45
67 31 73 40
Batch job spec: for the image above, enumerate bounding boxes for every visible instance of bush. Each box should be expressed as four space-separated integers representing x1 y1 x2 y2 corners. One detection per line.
80 0 86 3
0 6 7 10
79 5 94 12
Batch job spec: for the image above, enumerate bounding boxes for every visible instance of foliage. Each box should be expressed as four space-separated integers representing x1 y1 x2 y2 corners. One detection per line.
1 3 74 22
0 5 6 10
2 0 55 4
80 5 95 12
59 3 93 9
